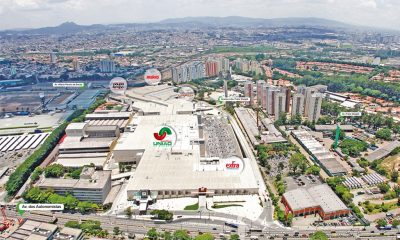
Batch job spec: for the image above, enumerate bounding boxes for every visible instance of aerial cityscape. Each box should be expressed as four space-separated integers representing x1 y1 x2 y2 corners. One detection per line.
1 1 400 240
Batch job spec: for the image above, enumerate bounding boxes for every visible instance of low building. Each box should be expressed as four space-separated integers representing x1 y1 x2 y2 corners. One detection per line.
291 130 348 176
8 220 58 240
37 168 111 204
282 184 350 220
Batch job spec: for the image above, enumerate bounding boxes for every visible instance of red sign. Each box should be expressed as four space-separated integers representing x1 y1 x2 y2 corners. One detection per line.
226 161 240 169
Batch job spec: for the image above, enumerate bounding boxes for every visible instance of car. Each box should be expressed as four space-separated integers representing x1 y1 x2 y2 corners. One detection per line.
212 228 217 230
177 215 183 218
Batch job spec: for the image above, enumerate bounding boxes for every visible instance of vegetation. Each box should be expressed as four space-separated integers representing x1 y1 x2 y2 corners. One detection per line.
184 202 199 210
44 164 65 178
5 98 106 196
361 200 398 214
375 128 392 140
289 152 308 175
306 165 321 175
309 231 329 240
339 138 368 157
211 203 243 209
23 187 99 213
65 220 108 237
150 209 173 221
30 167 43 183
377 218 388 228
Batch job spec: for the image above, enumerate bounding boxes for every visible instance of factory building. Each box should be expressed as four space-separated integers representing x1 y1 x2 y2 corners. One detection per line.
282 184 350 220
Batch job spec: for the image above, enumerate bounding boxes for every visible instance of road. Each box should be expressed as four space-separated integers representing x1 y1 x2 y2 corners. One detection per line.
4 208 398 239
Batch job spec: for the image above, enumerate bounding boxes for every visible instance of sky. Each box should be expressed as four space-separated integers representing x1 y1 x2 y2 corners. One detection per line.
0 0 400 30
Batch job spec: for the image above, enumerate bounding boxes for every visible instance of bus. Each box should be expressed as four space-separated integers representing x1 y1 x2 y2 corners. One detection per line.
249 228 262 232
225 222 239 229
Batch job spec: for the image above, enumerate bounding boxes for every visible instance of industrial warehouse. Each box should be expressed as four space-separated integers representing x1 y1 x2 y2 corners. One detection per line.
282 184 350 220
291 130 348 176
113 107 259 200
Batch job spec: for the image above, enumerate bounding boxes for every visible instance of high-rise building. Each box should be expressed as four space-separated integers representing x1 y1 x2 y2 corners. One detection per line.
292 93 305 116
262 85 279 115
50 53 57 64
100 60 116 73
172 62 205 83
205 60 218 77
307 93 323 122
73 59 80 72
282 87 291 112
274 92 287 117
256 80 265 105
244 81 254 106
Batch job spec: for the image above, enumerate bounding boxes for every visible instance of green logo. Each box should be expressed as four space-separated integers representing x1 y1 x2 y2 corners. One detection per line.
16 202 25 216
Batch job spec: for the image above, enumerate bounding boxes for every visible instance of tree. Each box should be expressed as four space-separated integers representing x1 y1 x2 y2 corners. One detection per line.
77 201 99 213
125 206 133 218
230 234 240 240
376 128 392 140
392 219 400 228
392 171 399 183
113 227 121 236
44 164 65 178
306 165 320 175
275 112 287 126
147 228 158 240
378 183 391 193
30 167 43 183
310 231 329 240
194 233 214 240
173 230 191 240
289 153 307 174
150 210 173 221
377 218 387 228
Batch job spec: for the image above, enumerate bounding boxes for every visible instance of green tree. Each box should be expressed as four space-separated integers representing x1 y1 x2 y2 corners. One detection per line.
306 165 320 175
147 228 158 240
150 209 173 221
392 219 400 228
194 233 214 240
376 128 392 140
392 171 399 182
125 206 133 218
30 167 43 183
173 230 191 240
230 234 240 240
113 227 121 236
377 218 387 228
289 153 307 174
44 164 65 178
378 183 391 193
310 231 329 240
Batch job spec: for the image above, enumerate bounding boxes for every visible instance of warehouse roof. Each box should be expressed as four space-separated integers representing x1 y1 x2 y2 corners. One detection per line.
283 188 318 211
366 140 400 161
307 184 348 213
284 184 348 214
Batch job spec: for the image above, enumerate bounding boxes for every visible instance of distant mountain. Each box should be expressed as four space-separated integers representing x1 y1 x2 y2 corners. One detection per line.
158 16 355 29
2 22 108 35
0 16 391 35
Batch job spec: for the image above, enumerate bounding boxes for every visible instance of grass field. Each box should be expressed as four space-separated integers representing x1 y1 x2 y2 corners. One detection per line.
380 153 400 182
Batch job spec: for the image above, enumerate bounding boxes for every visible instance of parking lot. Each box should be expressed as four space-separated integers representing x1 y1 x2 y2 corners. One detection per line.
285 174 322 191
203 116 242 159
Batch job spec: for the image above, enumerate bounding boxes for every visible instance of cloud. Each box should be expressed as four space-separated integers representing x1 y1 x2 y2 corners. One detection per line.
0 0 399 30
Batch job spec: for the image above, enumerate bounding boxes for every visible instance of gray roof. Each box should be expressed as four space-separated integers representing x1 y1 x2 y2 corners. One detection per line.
366 141 400 161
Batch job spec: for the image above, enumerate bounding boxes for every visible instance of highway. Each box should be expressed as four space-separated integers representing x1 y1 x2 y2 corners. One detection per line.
4 208 399 239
